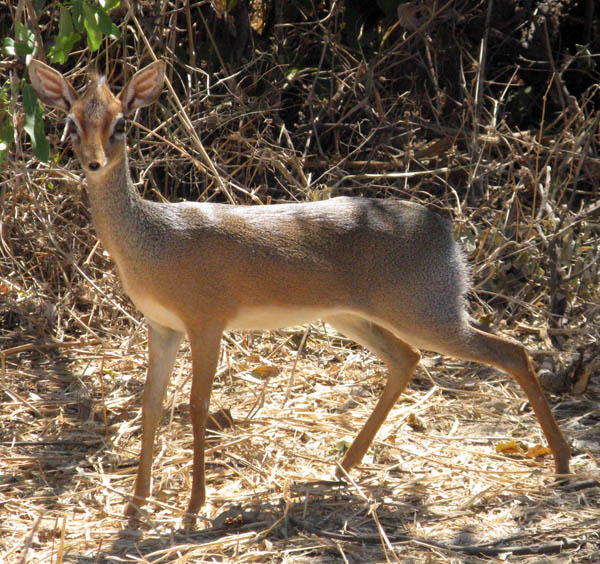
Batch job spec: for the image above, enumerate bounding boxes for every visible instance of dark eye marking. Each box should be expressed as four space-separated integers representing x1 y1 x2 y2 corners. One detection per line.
112 117 127 137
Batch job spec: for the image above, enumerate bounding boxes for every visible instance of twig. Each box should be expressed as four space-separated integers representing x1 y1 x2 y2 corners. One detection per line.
283 325 311 405
18 512 44 564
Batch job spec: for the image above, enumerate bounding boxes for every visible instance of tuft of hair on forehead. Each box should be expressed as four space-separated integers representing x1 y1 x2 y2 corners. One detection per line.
72 71 120 120
79 72 114 107
87 72 107 89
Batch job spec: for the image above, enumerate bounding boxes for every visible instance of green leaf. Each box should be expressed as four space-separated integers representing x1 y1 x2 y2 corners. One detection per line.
22 82 37 114
2 23 36 57
16 23 36 51
58 4 76 36
82 3 103 51
0 122 14 166
72 0 85 33
81 2 120 51
0 88 14 167
96 6 120 38
23 84 50 162
1 37 16 56
49 30 81 64
48 6 81 64
100 0 121 11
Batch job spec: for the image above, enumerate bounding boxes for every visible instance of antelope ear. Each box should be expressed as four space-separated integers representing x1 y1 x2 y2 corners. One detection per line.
29 60 78 112
119 60 166 114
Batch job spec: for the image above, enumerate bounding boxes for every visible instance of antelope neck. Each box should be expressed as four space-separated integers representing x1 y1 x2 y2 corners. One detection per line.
83 151 148 260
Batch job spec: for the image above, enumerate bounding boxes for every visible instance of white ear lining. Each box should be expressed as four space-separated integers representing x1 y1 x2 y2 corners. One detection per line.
29 61 78 112
120 62 165 113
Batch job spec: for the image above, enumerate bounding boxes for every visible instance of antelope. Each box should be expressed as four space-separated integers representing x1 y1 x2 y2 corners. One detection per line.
28 59 570 521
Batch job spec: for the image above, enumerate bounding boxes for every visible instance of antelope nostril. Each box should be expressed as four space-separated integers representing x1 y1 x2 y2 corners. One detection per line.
88 161 101 171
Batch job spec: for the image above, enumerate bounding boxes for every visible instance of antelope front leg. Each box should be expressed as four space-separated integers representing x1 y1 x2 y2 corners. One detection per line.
125 324 183 517
185 326 223 520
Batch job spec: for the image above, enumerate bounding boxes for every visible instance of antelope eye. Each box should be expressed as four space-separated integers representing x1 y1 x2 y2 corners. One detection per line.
66 117 79 138
113 117 127 136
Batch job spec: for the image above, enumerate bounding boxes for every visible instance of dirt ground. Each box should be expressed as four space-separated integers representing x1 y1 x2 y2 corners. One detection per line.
1 324 599 563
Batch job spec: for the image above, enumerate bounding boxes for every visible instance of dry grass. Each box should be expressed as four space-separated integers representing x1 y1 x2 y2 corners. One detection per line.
1 326 599 562
2 1 600 562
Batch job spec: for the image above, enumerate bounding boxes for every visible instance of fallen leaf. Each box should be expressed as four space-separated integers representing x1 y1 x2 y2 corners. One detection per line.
526 445 552 459
252 365 280 379
496 440 525 455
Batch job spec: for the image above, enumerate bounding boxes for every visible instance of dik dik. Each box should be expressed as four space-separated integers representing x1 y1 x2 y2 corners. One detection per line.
29 59 570 520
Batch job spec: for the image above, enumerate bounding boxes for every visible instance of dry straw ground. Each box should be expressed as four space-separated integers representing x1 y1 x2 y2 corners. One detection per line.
1 1 600 562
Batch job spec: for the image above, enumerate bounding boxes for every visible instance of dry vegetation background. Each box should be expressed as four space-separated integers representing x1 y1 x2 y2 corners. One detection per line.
1 0 600 562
